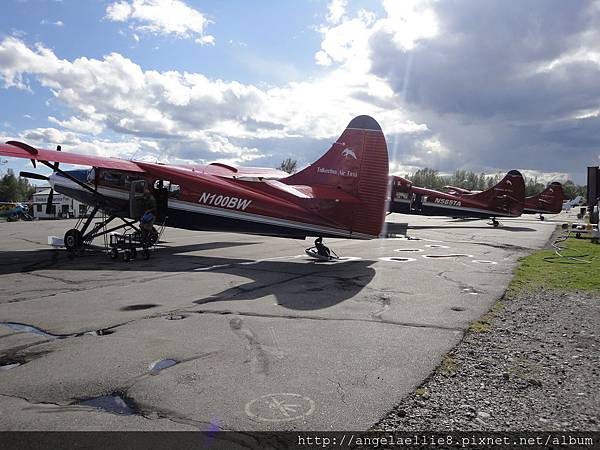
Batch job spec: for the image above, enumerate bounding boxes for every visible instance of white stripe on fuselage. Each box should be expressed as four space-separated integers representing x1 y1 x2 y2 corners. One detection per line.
51 175 376 239
391 197 518 217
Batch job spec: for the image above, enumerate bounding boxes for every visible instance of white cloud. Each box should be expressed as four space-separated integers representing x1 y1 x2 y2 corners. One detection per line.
40 19 64 27
518 170 570 185
48 116 105 135
326 0 347 25
195 35 215 46
0 12 422 167
106 1 132 21
0 36 419 137
378 0 438 51
105 0 214 45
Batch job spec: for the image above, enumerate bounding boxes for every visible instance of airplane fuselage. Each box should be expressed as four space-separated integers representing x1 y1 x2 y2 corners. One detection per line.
388 172 525 219
51 165 373 240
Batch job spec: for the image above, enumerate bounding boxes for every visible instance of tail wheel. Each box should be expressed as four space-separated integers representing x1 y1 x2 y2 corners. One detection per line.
64 229 83 251
148 227 159 246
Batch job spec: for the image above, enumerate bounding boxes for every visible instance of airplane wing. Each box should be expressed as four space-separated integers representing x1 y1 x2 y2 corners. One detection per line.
170 162 289 180
0 141 145 173
443 185 473 194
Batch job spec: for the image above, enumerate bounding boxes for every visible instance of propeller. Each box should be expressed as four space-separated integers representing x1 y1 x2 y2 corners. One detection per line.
19 171 49 181
45 145 61 215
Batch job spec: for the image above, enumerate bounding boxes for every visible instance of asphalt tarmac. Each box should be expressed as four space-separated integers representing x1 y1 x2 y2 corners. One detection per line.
0 213 561 430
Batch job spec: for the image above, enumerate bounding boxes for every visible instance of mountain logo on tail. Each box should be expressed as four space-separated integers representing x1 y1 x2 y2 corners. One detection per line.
341 148 357 160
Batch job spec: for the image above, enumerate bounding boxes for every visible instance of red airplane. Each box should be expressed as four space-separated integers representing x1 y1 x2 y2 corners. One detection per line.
388 170 525 227
523 182 565 220
0 115 389 258
444 180 565 221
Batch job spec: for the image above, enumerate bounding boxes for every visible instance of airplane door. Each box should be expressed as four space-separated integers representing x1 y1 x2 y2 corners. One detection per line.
129 180 146 218
410 193 423 213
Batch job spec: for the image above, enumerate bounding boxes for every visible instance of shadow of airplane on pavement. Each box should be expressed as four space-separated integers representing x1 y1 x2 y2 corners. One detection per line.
0 241 376 311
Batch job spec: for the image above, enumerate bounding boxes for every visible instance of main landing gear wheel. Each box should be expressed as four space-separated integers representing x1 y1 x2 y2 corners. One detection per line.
64 229 83 252
492 219 500 228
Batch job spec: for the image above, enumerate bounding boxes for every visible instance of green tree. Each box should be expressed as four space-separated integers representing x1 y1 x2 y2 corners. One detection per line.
524 176 545 197
562 180 586 200
277 158 298 174
0 169 36 202
411 167 444 189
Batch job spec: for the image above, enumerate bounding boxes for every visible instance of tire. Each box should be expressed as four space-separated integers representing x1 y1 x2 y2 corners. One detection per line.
122 250 131 262
64 229 83 251
110 248 118 259
131 248 137 259
143 248 150 260
148 227 159 246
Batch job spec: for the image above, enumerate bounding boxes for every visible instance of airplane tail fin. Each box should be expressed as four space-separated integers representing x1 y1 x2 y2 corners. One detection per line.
283 115 389 237
469 170 525 217
524 182 565 214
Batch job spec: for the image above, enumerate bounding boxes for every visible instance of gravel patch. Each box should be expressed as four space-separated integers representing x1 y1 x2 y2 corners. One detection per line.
374 289 600 431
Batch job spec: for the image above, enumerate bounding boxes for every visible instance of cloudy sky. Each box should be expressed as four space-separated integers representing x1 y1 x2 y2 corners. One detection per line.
1 0 599 183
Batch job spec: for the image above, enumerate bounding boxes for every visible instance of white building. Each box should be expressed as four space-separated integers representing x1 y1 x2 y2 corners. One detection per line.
31 185 88 219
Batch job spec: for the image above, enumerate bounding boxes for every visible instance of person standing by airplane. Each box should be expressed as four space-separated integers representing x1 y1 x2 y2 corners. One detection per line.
140 187 156 245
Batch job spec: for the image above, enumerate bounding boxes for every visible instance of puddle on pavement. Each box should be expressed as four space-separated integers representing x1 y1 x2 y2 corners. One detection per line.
120 304 160 311
149 359 178 375
0 362 21 371
471 260 498 265
0 322 115 339
422 254 473 259
337 256 362 262
83 329 115 336
77 393 138 415
379 256 416 263
0 322 69 340
165 314 187 320
194 264 231 272
461 287 480 295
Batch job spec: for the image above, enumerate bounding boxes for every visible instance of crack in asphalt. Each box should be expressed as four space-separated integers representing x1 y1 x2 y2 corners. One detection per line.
0 320 131 341
0 392 66 408
3 272 186 305
437 271 485 295
370 295 391 321
0 392 214 430
454 241 531 251
190 309 464 332
328 378 347 405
